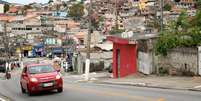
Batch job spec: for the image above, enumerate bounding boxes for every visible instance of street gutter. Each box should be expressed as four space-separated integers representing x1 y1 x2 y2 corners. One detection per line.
92 81 201 92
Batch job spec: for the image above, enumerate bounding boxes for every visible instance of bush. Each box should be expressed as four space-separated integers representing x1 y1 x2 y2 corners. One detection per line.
164 4 172 11
155 10 201 56
109 28 125 35
158 67 169 76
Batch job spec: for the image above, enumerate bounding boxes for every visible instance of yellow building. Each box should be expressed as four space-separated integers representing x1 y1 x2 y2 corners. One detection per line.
139 0 147 10
16 45 33 57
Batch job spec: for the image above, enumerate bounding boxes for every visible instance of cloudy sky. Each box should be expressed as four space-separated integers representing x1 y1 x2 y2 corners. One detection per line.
6 0 49 4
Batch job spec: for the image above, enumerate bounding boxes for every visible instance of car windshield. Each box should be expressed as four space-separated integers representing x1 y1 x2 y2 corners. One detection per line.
28 65 55 74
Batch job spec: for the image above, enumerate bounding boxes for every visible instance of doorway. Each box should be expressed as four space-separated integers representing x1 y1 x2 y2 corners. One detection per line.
24 50 28 57
116 49 120 78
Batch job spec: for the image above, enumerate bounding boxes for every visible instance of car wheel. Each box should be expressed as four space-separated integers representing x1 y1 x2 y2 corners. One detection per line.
57 87 63 93
21 84 26 93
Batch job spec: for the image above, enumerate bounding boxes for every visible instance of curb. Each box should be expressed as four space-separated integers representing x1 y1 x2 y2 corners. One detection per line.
93 81 201 92
0 93 14 101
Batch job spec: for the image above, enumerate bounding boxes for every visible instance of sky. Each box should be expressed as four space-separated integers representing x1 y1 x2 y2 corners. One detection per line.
6 0 49 4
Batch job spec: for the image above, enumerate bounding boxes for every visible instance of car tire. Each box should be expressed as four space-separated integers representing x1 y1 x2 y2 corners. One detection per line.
21 84 26 93
57 87 63 93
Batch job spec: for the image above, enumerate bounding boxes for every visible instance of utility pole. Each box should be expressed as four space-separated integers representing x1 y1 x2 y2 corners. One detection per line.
115 0 118 30
85 0 92 81
3 20 10 71
160 0 164 32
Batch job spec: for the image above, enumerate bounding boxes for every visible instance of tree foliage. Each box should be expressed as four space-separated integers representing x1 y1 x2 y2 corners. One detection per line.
68 3 84 20
191 10 201 27
155 10 201 56
23 5 33 10
4 4 10 13
195 0 201 10
146 18 160 31
109 27 125 35
164 4 172 11
48 0 53 4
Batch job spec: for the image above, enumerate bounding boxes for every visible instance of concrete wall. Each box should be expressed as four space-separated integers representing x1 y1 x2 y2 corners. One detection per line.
138 52 153 74
155 47 198 76
137 38 156 75
84 31 101 45
9 23 41 35
75 52 113 74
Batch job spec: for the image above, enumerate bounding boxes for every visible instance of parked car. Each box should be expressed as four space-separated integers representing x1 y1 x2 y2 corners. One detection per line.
20 63 63 96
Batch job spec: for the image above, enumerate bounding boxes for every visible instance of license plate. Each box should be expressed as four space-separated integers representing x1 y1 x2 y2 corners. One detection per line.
43 82 53 87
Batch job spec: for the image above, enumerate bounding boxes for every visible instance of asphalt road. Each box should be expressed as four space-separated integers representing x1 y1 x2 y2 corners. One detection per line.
0 58 201 101
0 73 200 101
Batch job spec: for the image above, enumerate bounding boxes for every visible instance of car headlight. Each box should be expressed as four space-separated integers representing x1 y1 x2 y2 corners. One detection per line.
56 74 61 80
30 78 38 82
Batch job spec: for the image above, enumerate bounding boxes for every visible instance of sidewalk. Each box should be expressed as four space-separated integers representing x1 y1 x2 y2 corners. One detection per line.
89 73 201 92
0 68 21 80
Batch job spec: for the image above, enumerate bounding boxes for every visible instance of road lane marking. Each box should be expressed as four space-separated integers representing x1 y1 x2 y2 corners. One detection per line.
64 84 158 101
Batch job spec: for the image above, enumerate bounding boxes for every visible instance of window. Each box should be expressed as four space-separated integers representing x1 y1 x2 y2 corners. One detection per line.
28 65 55 74
26 28 32 30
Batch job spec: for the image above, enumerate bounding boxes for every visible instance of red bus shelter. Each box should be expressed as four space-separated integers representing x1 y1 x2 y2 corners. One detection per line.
107 36 137 78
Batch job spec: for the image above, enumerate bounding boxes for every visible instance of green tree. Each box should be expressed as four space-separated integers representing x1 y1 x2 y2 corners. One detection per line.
195 0 201 10
68 3 84 20
146 18 161 31
155 10 196 56
48 0 53 4
163 4 172 11
174 11 190 33
191 10 201 27
23 5 33 10
109 27 125 35
4 4 10 13
22 5 33 15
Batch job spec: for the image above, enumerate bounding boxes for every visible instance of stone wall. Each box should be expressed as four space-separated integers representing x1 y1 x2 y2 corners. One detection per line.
155 47 198 76
75 52 113 74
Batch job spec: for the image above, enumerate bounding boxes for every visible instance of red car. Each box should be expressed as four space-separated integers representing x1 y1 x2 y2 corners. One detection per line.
20 63 63 96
